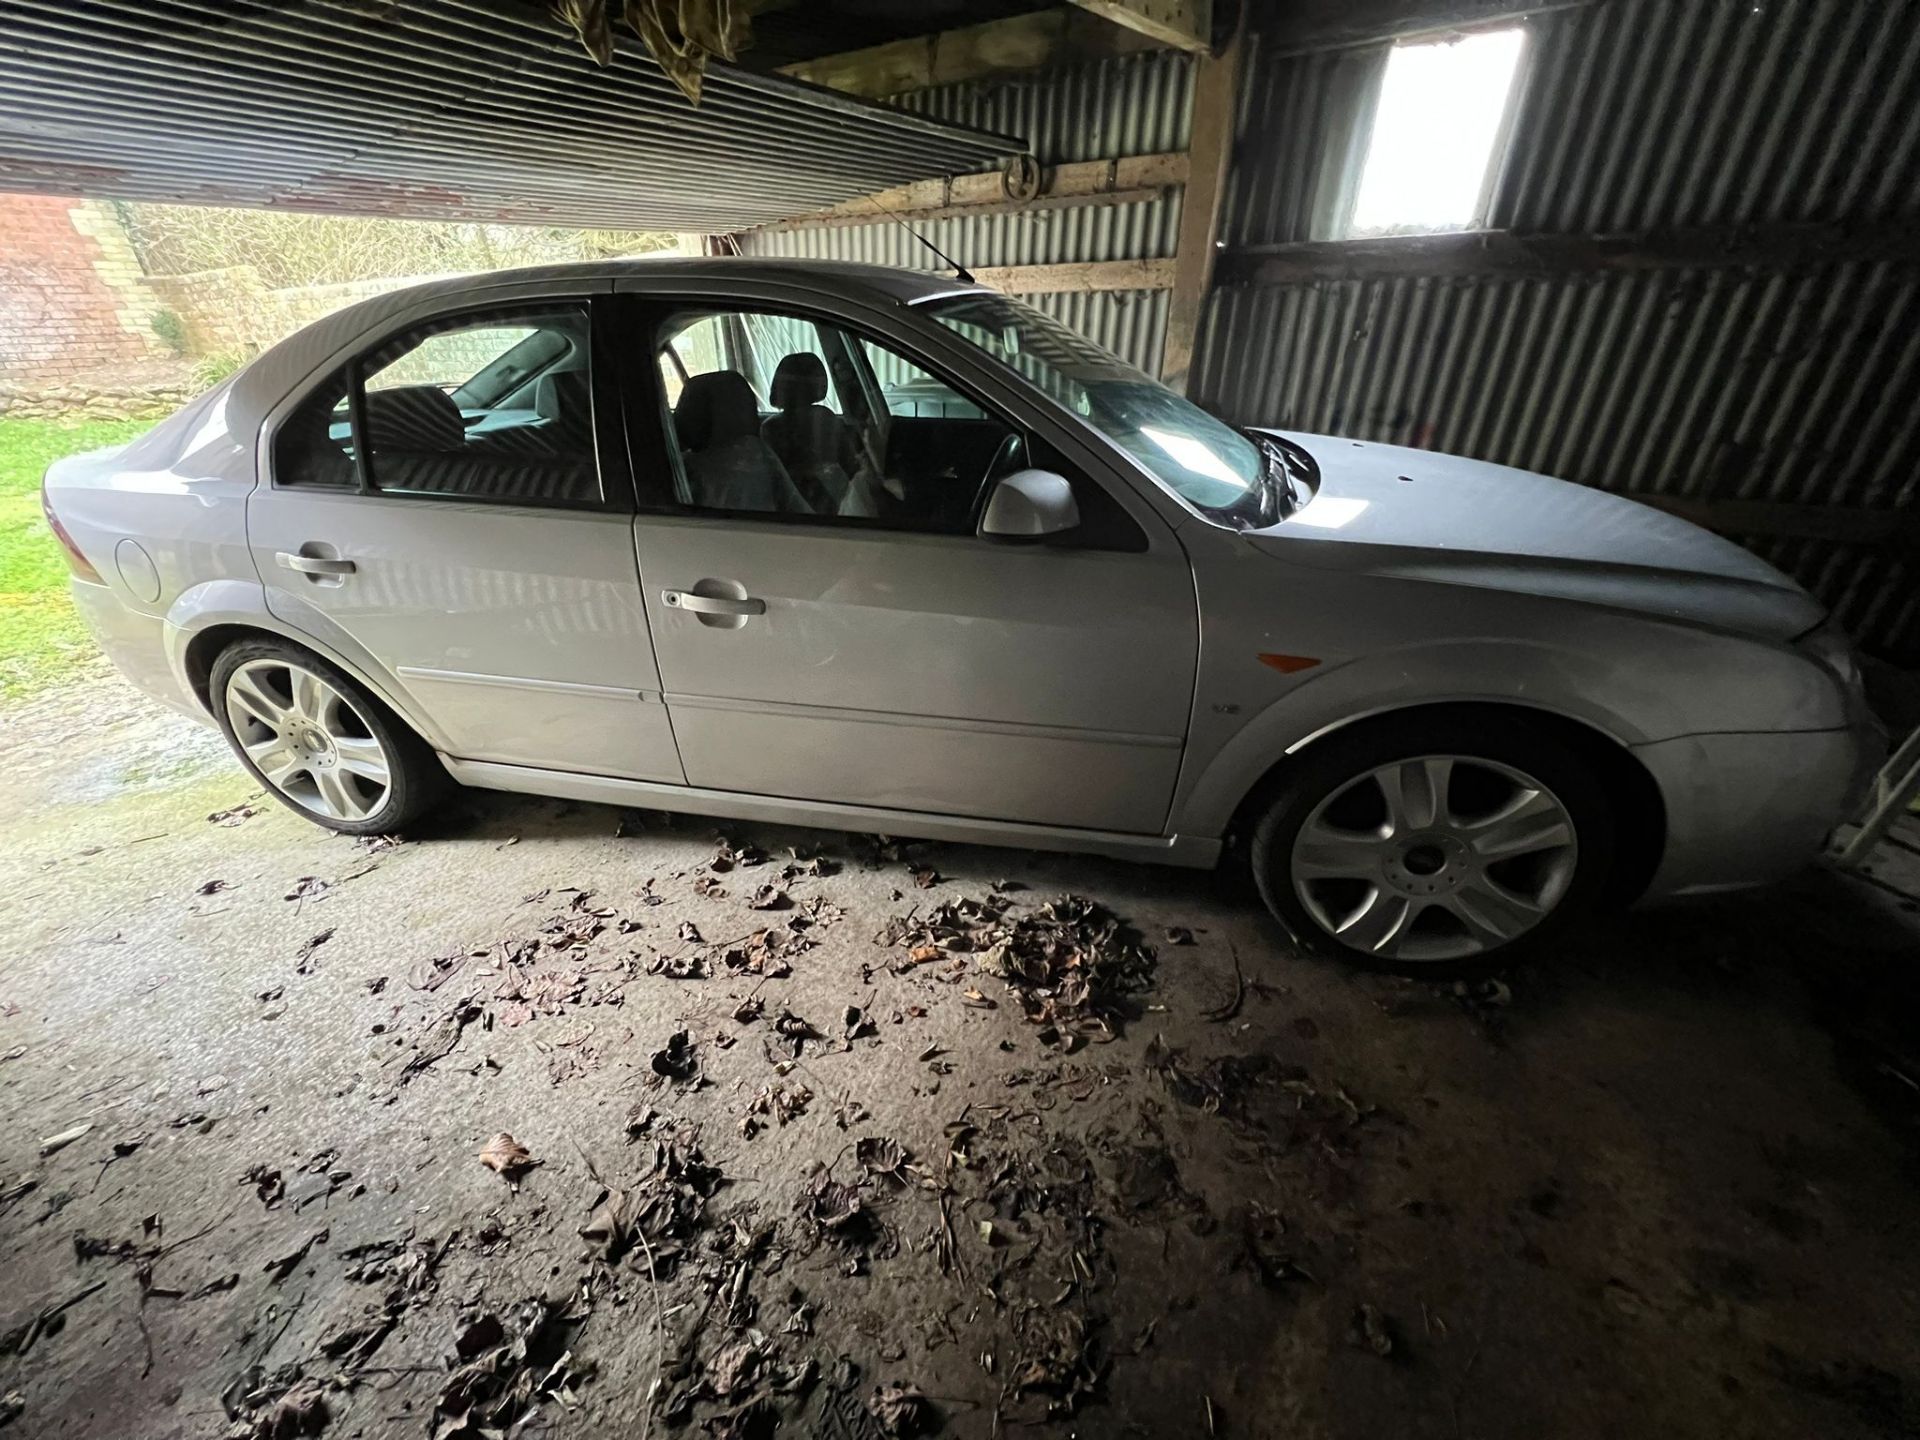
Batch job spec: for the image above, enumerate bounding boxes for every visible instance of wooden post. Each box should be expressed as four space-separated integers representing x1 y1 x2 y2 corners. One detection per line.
1159 16 1241 393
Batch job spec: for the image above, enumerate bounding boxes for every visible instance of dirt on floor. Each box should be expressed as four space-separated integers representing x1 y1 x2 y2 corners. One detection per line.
4 671 1920 1440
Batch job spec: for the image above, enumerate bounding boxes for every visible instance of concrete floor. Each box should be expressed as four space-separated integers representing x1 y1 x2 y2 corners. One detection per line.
4 667 1920 1439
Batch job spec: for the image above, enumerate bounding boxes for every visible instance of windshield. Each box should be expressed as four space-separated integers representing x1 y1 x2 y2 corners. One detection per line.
921 293 1266 520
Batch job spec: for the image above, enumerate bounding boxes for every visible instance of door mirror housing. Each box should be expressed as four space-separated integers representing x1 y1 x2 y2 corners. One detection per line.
979 469 1080 540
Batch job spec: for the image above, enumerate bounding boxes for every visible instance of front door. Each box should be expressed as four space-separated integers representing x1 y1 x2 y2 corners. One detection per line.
628 300 1197 834
249 301 683 784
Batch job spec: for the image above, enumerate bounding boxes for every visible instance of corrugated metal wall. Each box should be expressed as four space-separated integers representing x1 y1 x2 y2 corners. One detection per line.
1195 0 1920 657
740 50 1193 372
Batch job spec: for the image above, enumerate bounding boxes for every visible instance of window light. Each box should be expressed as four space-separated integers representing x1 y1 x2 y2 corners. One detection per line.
1348 28 1527 237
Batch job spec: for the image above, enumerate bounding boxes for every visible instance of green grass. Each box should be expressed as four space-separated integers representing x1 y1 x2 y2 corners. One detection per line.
0 416 152 699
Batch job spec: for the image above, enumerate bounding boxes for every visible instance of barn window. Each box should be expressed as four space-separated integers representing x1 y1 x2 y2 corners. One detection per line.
1348 27 1527 237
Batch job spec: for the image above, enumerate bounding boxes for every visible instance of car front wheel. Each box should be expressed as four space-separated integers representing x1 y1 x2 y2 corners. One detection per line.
1250 714 1615 977
211 638 446 835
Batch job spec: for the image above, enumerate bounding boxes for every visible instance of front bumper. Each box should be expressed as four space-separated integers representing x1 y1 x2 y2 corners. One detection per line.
1634 724 1881 898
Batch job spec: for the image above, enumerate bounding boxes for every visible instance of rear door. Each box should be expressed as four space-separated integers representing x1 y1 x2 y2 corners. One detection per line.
622 294 1198 834
248 297 684 784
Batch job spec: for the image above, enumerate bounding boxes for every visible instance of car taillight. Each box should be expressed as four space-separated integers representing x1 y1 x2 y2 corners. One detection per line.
41 482 103 584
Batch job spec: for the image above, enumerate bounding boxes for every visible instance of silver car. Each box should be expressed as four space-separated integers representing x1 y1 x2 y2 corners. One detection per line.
42 259 1877 974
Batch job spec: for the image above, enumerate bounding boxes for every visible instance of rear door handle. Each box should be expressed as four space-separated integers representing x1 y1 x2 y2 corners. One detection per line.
662 590 764 617
277 552 357 576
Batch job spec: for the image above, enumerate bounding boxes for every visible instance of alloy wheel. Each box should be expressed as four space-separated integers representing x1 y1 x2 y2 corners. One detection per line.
224 658 392 823
1289 754 1579 962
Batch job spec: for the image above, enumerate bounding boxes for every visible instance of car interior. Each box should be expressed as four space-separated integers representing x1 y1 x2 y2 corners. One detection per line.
655 308 1028 532
277 303 1143 549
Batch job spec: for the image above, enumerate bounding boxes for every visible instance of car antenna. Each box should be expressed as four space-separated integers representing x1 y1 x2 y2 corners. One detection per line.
869 193 974 283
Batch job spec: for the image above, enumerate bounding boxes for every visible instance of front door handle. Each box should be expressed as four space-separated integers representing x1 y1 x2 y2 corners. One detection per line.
276 551 357 577
662 590 765 617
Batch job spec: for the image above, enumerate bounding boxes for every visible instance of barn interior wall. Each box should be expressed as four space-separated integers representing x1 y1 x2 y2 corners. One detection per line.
1201 0 1920 660
739 1 1920 657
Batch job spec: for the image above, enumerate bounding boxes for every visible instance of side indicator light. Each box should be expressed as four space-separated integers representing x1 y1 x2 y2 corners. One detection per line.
1257 653 1321 674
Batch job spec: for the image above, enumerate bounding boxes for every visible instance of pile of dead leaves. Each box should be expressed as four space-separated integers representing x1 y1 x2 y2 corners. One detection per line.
432 1301 591 1440
878 895 1155 1049
584 1116 725 1276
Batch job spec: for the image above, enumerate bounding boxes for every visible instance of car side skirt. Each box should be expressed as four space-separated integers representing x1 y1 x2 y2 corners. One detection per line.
444 758 1222 869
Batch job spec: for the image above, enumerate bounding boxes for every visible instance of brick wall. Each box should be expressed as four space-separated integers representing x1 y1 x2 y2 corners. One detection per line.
0 194 163 382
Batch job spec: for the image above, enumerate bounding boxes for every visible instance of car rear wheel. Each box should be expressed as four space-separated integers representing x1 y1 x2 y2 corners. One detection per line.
1250 714 1614 977
211 638 445 835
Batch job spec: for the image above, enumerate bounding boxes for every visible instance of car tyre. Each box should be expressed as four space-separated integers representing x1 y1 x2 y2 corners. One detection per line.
1250 712 1615 978
211 637 447 835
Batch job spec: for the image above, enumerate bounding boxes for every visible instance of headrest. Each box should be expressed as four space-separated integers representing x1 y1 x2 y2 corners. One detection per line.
770 352 828 410
364 384 464 452
675 370 761 450
534 369 590 425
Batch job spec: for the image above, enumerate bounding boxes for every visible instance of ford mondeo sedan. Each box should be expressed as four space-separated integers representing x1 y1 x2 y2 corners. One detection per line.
43 259 1876 974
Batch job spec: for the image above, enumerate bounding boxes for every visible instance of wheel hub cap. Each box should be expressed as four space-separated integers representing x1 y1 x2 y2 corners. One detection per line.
223 659 392 823
1289 754 1579 963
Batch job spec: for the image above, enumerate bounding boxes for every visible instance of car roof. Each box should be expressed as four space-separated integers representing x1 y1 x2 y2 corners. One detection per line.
226 257 986 437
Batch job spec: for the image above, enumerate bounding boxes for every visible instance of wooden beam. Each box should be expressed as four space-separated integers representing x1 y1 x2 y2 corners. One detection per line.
754 152 1189 232
971 258 1176 294
778 7 1158 99
1069 0 1212 53
1215 219 1920 287
1158 15 1241 391
1256 0 1600 57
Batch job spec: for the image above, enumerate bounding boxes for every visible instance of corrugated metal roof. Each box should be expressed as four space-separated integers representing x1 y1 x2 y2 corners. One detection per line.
894 49 1194 165
0 0 1023 231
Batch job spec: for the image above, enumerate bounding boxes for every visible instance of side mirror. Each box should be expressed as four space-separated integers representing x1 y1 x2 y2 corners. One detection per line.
979 468 1080 540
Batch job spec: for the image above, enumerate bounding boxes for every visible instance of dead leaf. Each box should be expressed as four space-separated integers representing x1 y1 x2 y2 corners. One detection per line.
867 1380 935 1436
195 878 233 896
477 1133 538 1181
262 1228 328 1284
747 884 789 911
856 1136 907 1181
295 928 336 973
1350 1303 1399 1358
244 1164 285 1207
284 876 330 902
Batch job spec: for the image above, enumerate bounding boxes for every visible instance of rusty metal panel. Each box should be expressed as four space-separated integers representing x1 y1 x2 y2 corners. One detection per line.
0 0 1021 231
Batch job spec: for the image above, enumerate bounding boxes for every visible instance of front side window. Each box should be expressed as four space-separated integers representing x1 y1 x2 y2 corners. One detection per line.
274 307 601 506
652 306 1021 535
923 294 1272 525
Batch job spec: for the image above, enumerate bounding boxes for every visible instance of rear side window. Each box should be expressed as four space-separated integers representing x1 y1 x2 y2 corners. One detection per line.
274 369 354 489
363 310 598 506
272 306 603 508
